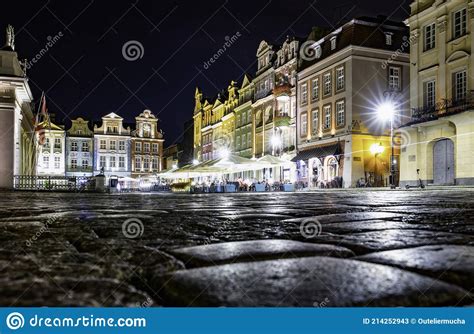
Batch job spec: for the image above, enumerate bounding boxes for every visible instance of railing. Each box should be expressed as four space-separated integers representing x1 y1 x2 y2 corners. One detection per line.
13 175 96 192
410 93 474 124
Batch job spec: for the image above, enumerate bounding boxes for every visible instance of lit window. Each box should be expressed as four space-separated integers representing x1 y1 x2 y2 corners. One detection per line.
312 109 319 135
385 32 393 45
152 143 158 153
143 157 150 169
301 83 308 105
336 100 345 126
336 66 344 91
135 157 141 169
144 143 150 153
300 113 308 136
323 105 331 129
424 23 435 51
311 78 319 101
135 142 141 152
323 72 332 95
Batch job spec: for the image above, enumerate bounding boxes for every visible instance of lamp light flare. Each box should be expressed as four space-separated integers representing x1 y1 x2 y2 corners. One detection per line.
377 102 395 121
370 143 384 155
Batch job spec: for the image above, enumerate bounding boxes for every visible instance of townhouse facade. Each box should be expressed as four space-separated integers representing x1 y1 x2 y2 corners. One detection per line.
36 120 66 176
294 17 410 188
65 117 94 177
131 109 164 178
400 0 474 186
93 112 132 179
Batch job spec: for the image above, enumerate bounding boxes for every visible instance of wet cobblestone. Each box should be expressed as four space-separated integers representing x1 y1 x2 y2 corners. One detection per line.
0 189 473 306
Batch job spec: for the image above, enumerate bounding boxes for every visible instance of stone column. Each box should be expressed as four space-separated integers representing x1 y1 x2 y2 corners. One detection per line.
0 103 16 188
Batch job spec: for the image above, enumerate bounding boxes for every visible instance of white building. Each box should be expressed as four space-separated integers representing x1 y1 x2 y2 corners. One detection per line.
36 121 66 176
0 25 36 188
66 117 94 177
93 112 131 179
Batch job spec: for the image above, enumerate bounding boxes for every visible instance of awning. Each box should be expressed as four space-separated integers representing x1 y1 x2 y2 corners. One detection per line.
291 142 343 162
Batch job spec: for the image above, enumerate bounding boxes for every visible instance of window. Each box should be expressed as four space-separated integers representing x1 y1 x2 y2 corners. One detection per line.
119 141 125 151
454 70 467 100
44 138 50 149
330 36 337 50
152 143 158 153
100 140 106 150
152 157 158 170
300 113 308 136
109 156 116 168
423 80 436 107
247 132 251 147
242 134 246 148
237 115 241 127
135 157 141 169
82 159 88 169
71 159 77 169
385 32 393 45
43 156 49 168
247 111 252 124
311 78 319 101
301 83 308 105
336 66 344 91
144 157 150 170
54 156 60 169
236 136 241 149
315 45 322 58
323 72 332 96
312 109 319 135
144 143 150 153
135 142 141 152
323 105 331 130
119 157 125 168
388 67 401 91
82 142 89 152
99 156 106 168
453 8 467 39
336 100 345 126
109 140 116 150
54 138 61 149
424 23 435 51
71 141 78 152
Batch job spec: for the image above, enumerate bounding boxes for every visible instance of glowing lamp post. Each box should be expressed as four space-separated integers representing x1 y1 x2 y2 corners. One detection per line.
271 134 282 156
376 102 396 189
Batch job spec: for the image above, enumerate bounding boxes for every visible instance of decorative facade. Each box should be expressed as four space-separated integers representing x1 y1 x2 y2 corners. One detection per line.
400 0 474 186
93 112 131 179
0 25 36 188
294 17 410 188
36 120 66 176
131 109 164 178
66 117 94 177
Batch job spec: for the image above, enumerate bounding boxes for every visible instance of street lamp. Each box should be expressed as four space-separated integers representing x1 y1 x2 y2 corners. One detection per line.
271 134 282 156
376 102 396 189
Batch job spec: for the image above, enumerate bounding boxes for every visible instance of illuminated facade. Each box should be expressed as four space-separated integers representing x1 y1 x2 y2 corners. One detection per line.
66 117 94 177
400 0 474 186
295 18 410 188
93 112 131 179
0 25 36 188
131 109 164 178
36 121 66 176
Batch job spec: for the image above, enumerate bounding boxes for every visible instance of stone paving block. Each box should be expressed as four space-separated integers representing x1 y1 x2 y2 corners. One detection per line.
356 245 474 290
170 239 355 267
283 211 405 224
161 256 470 306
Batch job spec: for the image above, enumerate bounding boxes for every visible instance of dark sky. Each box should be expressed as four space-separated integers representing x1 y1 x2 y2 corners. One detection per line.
1 0 410 146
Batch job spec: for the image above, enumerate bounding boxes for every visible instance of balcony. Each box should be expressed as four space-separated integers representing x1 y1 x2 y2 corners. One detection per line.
409 93 474 125
273 83 292 97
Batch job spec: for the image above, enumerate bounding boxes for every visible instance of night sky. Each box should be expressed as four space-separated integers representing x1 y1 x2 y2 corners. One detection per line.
1 0 409 146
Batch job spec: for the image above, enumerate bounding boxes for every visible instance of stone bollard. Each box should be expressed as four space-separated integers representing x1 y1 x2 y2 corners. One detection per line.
94 175 106 193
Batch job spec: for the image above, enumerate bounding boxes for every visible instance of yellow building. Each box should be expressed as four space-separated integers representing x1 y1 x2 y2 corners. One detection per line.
401 0 474 186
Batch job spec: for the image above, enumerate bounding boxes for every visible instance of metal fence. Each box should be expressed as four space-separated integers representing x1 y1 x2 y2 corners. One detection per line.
410 93 474 124
13 175 96 192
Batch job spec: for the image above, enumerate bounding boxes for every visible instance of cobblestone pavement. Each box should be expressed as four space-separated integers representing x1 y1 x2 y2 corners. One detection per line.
0 189 473 306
